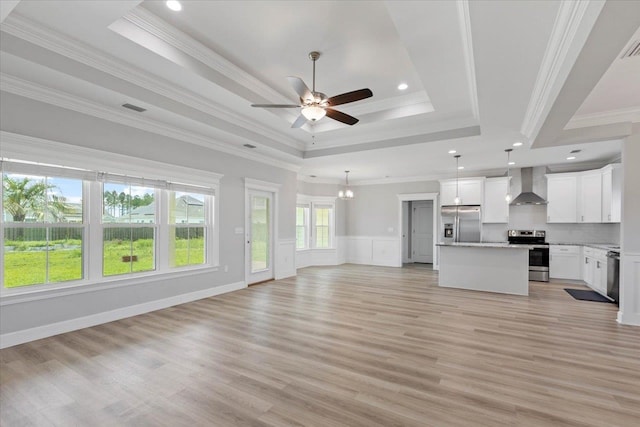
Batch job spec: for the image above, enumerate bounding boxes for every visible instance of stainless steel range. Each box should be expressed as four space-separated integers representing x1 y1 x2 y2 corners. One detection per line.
508 230 549 282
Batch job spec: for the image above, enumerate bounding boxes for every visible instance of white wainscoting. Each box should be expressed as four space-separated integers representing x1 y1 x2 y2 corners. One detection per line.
0 281 246 349
275 239 296 280
295 248 341 269
345 236 402 267
296 236 401 269
618 253 640 326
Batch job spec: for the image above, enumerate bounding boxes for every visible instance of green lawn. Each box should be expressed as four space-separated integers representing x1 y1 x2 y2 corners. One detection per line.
3 238 204 288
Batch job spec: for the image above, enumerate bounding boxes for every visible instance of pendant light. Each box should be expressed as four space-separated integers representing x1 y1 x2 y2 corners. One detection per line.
454 155 461 205
505 149 513 202
338 170 354 200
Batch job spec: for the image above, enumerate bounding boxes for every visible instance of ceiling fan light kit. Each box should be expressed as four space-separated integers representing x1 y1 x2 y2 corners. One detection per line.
251 51 373 128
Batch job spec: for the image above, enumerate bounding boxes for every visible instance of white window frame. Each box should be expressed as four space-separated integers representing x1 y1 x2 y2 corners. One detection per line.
297 195 336 250
1 168 89 289
296 203 310 250
0 132 222 301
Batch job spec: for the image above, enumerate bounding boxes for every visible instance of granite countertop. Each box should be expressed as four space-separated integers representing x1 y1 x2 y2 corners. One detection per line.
437 242 534 249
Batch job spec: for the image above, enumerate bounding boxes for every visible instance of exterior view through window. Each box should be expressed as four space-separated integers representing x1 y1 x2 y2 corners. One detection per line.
2 173 84 287
169 191 206 267
102 182 156 276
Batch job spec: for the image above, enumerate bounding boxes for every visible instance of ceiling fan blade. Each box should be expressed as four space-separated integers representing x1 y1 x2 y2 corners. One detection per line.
287 76 313 102
327 88 373 107
291 114 308 128
251 104 300 108
326 108 359 126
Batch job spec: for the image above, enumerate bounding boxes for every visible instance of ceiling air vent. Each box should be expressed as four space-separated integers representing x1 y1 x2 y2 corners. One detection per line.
621 40 640 59
243 144 256 149
122 103 146 112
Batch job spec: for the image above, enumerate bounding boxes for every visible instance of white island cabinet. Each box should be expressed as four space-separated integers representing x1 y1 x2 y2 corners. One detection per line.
437 243 529 296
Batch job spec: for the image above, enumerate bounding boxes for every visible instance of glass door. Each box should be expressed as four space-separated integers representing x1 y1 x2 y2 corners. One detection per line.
246 190 273 284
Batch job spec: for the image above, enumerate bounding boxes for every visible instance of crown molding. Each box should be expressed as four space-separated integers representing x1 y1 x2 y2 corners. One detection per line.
565 107 640 130
0 73 302 172
520 0 605 141
456 0 479 121
0 13 304 152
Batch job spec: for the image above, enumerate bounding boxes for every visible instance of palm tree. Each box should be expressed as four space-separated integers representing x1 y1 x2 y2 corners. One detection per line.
2 176 72 222
2 176 50 222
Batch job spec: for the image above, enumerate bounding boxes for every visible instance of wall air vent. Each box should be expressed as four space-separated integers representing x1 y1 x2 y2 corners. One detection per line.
243 144 256 149
122 103 146 112
621 40 640 59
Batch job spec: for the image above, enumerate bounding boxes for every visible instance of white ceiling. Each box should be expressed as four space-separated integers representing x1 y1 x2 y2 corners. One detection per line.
0 0 637 183
572 26 640 120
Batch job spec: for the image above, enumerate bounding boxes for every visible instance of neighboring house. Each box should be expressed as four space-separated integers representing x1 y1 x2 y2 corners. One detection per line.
126 195 204 224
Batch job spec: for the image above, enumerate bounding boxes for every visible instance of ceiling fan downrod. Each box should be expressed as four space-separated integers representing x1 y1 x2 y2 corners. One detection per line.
309 51 320 94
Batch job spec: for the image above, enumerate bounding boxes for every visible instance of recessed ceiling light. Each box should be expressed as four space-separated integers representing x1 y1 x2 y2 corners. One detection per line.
508 161 515 165
397 83 408 91
166 1 182 11
309 175 317 178
513 142 523 147
567 156 576 160
243 144 256 149
458 166 464 170
448 150 457 154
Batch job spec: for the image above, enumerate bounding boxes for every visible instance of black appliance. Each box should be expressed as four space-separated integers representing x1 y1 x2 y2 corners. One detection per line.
607 250 620 305
507 230 549 282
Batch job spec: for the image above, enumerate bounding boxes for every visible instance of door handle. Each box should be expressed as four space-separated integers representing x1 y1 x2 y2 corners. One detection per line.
596 261 600 269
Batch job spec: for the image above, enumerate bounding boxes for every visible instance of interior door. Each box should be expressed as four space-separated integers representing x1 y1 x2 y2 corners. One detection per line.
246 190 274 284
412 201 433 263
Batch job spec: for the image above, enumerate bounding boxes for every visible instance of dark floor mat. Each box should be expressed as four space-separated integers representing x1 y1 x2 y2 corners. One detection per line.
564 288 613 303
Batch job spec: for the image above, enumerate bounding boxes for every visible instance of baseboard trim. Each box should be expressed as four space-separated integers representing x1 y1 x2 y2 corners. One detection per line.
617 310 640 326
0 281 246 349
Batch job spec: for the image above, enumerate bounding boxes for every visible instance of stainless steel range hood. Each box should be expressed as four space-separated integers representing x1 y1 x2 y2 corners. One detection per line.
510 167 548 205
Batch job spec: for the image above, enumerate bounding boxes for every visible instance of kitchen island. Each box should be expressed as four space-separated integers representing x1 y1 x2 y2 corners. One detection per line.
437 243 531 295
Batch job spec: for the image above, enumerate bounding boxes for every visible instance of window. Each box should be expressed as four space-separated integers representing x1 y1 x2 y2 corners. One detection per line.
169 191 207 267
314 205 333 248
102 182 156 276
1 155 220 294
296 204 309 249
2 172 84 288
296 195 335 250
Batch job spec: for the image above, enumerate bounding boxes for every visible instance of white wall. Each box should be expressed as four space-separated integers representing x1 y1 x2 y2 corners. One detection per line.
346 181 440 236
619 131 640 325
0 92 298 344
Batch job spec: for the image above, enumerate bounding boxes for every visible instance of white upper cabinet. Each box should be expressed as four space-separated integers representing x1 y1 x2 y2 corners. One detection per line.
601 164 622 223
546 174 578 223
483 177 509 223
546 164 620 224
439 178 484 206
578 170 602 223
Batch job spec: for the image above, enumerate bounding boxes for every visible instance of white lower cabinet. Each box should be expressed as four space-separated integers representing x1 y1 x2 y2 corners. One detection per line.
582 247 608 295
550 245 581 280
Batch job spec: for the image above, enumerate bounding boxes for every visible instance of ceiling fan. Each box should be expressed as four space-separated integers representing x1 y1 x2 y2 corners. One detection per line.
251 51 373 128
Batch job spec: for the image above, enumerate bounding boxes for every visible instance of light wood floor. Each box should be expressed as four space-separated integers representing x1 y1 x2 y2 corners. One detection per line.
1 264 639 426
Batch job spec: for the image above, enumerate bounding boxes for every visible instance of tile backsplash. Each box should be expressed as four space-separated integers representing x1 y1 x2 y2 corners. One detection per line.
482 204 620 244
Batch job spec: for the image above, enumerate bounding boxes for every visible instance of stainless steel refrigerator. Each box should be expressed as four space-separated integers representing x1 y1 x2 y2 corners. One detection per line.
441 205 482 243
